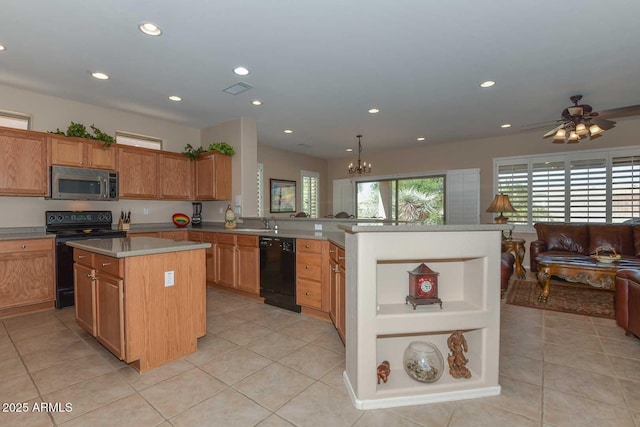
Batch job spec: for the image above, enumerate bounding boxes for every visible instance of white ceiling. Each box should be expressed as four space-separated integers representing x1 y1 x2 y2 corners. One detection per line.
2 0 640 159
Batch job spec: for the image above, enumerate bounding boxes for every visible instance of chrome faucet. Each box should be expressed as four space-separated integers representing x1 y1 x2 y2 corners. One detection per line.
263 217 270 229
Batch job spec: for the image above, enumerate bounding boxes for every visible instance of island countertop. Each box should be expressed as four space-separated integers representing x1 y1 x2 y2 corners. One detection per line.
67 237 211 258
338 223 513 233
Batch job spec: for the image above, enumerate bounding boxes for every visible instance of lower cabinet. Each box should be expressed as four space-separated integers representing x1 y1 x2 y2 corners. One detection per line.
296 239 329 312
0 238 55 318
159 230 187 241
215 233 259 295
95 272 125 358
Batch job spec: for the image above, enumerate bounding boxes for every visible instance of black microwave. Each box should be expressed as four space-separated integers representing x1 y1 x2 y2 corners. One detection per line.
49 166 118 201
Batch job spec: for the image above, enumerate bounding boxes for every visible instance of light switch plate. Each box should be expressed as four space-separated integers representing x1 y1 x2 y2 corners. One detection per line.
164 271 174 287
314 223 323 231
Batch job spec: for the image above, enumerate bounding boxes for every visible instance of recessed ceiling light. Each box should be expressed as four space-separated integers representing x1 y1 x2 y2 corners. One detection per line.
139 22 162 36
500 123 511 128
417 137 426 141
345 148 353 152
168 95 182 102
251 100 263 106
368 108 380 114
91 72 109 80
284 129 293 134
479 80 496 88
233 66 250 76
0 45 6 51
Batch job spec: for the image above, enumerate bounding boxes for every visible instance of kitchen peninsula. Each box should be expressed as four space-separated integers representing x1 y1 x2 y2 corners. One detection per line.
67 237 211 372
340 223 509 409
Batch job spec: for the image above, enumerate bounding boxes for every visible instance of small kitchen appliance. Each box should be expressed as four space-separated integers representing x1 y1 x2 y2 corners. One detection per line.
191 202 202 227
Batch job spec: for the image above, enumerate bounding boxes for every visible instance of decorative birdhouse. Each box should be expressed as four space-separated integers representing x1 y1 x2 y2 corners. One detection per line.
406 263 442 309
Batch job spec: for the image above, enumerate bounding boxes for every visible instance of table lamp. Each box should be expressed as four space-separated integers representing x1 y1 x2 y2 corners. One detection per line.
486 193 515 224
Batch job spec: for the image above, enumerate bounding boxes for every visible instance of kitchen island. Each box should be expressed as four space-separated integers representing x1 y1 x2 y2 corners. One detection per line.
340 223 510 409
67 237 211 372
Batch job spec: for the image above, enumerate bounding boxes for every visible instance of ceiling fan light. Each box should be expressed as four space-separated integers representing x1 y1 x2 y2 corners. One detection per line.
575 123 588 136
568 131 580 142
589 124 604 136
553 129 566 140
567 106 583 116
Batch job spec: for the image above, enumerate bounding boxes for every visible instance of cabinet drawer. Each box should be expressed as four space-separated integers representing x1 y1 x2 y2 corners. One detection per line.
0 238 53 254
160 230 186 241
128 231 160 238
296 261 322 279
216 233 236 245
297 252 322 268
237 234 258 247
94 254 123 278
297 278 322 309
202 232 215 243
74 249 94 267
297 239 322 254
188 231 203 242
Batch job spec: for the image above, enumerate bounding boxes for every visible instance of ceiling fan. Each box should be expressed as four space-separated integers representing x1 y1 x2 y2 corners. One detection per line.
541 95 640 143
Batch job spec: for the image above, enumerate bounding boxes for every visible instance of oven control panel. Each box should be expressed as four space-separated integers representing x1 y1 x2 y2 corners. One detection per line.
46 211 113 227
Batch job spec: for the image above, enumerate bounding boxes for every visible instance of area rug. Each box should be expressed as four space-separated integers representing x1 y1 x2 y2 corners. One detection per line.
505 275 615 319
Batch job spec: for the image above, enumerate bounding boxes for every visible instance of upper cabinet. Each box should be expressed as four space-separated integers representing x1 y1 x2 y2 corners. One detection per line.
50 136 117 170
159 152 192 200
0 127 48 196
118 146 158 199
194 152 232 201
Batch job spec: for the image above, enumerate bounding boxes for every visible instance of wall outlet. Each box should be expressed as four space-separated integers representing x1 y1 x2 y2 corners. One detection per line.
218 208 223 214
143 207 149 215
164 271 174 287
314 223 323 231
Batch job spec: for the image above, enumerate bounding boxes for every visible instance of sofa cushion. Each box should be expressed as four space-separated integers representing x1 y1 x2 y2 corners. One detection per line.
588 224 635 256
534 223 589 254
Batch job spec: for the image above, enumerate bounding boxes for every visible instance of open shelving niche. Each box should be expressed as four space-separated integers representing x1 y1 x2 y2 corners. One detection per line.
343 229 502 409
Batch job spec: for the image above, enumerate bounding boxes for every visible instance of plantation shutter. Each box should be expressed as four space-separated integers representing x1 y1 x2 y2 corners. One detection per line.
256 163 264 217
301 170 319 218
445 168 479 224
569 158 607 223
496 164 528 224
611 155 640 223
531 161 566 223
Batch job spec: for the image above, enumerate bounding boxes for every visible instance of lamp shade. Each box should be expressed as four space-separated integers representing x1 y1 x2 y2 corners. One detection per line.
486 193 516 224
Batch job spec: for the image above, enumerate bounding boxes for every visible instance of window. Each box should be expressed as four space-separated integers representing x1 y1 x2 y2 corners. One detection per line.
355 175 445 223
301 170 319 218
257 163 264 217
115 131 162 150
0 110 30 130
495 147 640 225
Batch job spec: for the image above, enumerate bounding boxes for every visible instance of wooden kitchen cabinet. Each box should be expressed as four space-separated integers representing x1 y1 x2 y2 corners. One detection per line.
50 136 117 170
0 127 48 197
194 152 232 201
296 238 329 313
159 152 192 200
118 146 158 199
329 245 346 343
128 231 160 238
160 230 187 240
95 271 125 358
201 232 217 284
0 238 55 318
214 233 259 295
74 263 95 334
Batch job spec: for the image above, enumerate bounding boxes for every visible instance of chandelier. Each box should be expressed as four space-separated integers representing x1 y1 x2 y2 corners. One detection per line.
347 135 372 175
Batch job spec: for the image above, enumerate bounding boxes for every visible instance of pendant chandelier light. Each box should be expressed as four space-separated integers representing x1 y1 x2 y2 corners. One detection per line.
347 135 372 176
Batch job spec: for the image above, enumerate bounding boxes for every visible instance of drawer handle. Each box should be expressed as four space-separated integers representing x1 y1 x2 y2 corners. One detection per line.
78 255 86 259
305 291 310 296
333 267 341 273
87 274 97 280
101 262 111 267
338 256 345 260
329 249 335 253
305 265 310 269
304 244 310 248
21 245 27 249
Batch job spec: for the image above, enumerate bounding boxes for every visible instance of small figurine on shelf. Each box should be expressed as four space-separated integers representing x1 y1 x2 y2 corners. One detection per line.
377 360 391 384
447 331 472 379
224 204 237 229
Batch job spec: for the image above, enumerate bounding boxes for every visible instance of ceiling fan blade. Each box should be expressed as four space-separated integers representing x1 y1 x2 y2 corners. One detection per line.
592 118 616 130
543 124 564 138
595 105 640 119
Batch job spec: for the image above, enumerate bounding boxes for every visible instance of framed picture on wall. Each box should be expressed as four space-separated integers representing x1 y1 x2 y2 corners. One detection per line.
270 179 296 213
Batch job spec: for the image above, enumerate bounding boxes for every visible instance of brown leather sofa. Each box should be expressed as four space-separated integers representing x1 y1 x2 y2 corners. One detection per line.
616 269 640 338
501 252 515 296
530 223 640 272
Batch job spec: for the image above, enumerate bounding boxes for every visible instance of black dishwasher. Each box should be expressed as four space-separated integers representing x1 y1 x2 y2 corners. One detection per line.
259 236 299 312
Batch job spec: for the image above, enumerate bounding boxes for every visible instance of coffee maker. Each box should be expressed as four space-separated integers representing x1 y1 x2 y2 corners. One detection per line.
191 202 202 227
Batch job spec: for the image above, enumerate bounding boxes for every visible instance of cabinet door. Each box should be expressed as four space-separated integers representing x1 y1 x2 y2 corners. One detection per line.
329 257 338 324
337 248 346 342
202 233 217 283
216 243 236 288
0 129 48 196
236 245 259 294
50 136 85 167
159 153 192 200
87 142 117 170
74 263 96 335
194 152 232 200
118 147 158 199
95 273 125 359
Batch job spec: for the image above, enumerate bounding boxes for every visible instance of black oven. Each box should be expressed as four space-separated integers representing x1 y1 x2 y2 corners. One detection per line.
46 211 127 308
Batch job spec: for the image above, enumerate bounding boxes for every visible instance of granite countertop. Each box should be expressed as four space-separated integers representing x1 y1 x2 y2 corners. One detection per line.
67 237 211 258
0 229 54 241
339 223 513 233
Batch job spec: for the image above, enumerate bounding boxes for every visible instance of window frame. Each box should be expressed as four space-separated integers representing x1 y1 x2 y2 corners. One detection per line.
115 130 163 150
493 146 640 230
0 109 31 130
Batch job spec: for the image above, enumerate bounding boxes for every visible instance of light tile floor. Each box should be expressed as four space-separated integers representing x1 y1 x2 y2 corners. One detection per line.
1 287 640 427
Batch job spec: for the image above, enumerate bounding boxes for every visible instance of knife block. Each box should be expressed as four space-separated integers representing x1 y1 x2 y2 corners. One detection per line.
118 219 130 231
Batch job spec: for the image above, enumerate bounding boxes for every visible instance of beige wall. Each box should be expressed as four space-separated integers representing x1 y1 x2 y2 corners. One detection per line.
258 145 329 218
327 117 640 226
